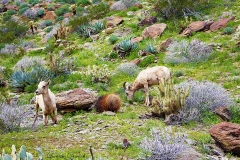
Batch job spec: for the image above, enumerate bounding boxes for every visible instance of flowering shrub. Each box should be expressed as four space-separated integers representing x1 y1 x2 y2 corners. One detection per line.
0 103 27 132
14 56 46 70
164 39 212 64
0 44 18 55
116 63 139 77
140 127 188 160
173 80 235 123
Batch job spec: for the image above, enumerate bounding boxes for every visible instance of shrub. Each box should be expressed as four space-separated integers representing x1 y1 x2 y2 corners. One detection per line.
76 0 91 6
121 0 140 8
46 26 53 32
77 21 105 37
56 16 64 22
0 103 27 132
109 52 118 59
164 39 212 64
110 1 127 11
6 9 15 15
20 41 35 51
14 56 46 70
0 44 18 55
87 2 109 20
175 80 235 122
152 0 208 20
140 127 188 160
22 8 39 18
19 3 29 9
116 63 139 77
11 66 53 91
144 43 157 54
55 5 71 16
29 0 40 6
37 9 45 17
39 20 53 29
19 7 29 15
223 27 234 35
108 34 119 44
139 55 155 67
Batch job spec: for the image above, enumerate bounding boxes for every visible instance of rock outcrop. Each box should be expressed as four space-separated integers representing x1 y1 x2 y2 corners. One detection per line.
209 122 240 156
142 23 167 39
56 88 97 114
210 16 235 31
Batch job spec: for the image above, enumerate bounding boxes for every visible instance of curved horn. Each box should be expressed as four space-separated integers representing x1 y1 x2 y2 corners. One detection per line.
123 82 127 89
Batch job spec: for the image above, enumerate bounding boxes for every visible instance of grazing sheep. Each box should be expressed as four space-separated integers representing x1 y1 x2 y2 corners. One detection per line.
123 66 171 106
35 79 57 126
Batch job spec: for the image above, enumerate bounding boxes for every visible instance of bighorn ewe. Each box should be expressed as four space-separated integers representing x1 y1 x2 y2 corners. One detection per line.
123 66 171 106
34 79 57 126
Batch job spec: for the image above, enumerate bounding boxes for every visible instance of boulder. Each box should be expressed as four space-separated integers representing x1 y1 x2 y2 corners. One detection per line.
6 5 18 11
106 16 124 28
157 38 173 52
138 16 157 27
142 23 167 39
203 20 214 31
188 21 205 32
105 28 114 34
114 28 132 37
64 12 72 18
210 17 235 31
214 106 232 121
209 122 240 156
56 88 97 114
42 11 57 21
131 36 143 43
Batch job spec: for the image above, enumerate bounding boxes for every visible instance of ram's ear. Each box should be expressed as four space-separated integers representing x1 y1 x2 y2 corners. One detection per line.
123 82 127 89
44 78 50 85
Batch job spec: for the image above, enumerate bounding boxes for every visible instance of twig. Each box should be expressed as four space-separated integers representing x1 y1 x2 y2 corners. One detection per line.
90 145 94 160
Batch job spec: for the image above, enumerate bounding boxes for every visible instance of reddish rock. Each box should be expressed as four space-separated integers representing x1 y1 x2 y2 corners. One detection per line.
209 122 240 156
106 16 124 28
157 38 173 52
138 16 157 26
142 23 167 39
214 106 232 121
105 28 114 34
6 5 18 11
203 20 214 31
188 21 205 32
64 12 72 18
42 11 57 21
56 88 97 113
210 17 235 31
108 1 115 6
131 36 143 43
134 3 143 9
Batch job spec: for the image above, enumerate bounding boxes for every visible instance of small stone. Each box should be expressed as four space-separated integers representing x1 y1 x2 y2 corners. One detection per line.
103 111 116 116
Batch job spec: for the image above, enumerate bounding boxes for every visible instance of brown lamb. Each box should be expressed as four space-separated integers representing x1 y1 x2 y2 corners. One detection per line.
95 94 122 113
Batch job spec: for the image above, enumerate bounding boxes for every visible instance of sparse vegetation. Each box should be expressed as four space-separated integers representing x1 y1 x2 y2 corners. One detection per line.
0 0 239 159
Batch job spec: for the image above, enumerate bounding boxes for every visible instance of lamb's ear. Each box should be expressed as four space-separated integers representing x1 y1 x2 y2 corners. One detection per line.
123 82 131 90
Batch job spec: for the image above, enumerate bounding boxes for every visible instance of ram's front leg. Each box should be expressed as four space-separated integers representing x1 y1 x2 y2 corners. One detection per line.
143 83 150 106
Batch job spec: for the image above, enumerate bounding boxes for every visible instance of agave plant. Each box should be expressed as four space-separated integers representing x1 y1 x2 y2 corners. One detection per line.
114 38 138 57
144 43 157 54
92 21 105 34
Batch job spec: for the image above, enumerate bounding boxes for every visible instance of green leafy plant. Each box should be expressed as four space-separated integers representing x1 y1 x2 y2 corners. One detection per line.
144 43 157 54
139 55 155 67
223 27 234 35
55 4 71 16
37 9 45 17
0 145 43 160
108 34 119 44
56 16 64 22
77 21 105 38
113 38 138 58
76 0 91 6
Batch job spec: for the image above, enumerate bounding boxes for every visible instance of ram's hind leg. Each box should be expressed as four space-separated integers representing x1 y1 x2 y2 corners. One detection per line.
50 109 58 124
43 114 48 126
143 82 150 106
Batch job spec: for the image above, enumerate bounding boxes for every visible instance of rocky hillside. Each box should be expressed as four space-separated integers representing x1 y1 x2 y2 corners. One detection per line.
0 0 240 159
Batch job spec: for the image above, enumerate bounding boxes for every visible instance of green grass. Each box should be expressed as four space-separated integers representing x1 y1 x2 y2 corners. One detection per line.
0 0 240 159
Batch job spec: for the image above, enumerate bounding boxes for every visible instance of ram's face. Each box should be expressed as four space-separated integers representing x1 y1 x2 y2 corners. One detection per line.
123 82 134 100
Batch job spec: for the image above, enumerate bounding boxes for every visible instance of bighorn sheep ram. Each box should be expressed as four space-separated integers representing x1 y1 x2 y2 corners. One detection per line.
123 66 171 106
34 79 57 126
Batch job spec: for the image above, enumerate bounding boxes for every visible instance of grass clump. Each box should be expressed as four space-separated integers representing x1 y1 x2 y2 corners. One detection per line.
108 34 119 44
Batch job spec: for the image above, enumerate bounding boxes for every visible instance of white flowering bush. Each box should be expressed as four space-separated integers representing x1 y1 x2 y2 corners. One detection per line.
14 56 46 70
0 44 18 55
164 39 212 64
140 127 188 160
116 63 139 77
0 103 27 132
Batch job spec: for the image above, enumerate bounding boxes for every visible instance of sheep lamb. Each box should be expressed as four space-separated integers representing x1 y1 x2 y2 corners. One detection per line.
123 66 171 106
